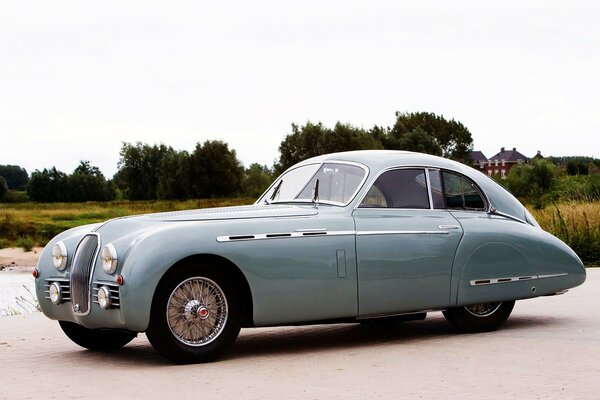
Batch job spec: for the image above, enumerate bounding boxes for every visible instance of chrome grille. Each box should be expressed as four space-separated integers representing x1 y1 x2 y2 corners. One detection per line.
70 234 100 315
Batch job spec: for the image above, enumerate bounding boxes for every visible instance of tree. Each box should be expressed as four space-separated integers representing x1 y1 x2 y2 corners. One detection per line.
275 112 474 173
0 165 29 190
26 162 114 202
504 159 558 209
189 140 244 198
566 160 590 176
393 127 442 156
27 167 69 202
387 112 473 162
157 150 191 200
69 161 114 201
242 164 274 198
0 176 7 200
275 122 382 173
116 142 171 200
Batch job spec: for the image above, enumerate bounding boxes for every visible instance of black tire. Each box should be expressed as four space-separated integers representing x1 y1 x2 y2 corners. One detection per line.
443 301 515 333
146 264 241 364
59 320 137 351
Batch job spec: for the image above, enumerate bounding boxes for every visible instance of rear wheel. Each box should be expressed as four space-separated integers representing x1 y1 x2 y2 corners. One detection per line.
443 301 515 333
146 264 241 364
59 321 137 350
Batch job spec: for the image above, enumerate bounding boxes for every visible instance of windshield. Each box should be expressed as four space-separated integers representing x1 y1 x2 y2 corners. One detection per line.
259 162 367 205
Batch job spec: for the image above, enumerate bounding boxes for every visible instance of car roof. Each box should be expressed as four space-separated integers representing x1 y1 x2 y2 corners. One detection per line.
298 150 473 176
295 150 528 221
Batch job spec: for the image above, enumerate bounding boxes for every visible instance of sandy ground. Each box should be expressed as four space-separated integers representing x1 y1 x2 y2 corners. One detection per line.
0 248 41 315
0 270 598 399
0 247 43 271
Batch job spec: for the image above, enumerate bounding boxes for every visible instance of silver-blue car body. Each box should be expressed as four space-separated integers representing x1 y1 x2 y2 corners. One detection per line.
34 150 586 363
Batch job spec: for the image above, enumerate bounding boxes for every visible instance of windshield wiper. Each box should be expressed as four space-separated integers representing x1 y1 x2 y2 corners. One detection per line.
265 180 283 204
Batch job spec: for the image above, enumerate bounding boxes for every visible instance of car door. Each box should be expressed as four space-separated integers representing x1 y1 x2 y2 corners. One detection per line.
353 167 464 316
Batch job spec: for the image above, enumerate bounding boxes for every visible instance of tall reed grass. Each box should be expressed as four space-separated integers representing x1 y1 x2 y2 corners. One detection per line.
531 202 600 267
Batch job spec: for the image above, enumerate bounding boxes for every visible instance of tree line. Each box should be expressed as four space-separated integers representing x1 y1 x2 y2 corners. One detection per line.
2 111 477 202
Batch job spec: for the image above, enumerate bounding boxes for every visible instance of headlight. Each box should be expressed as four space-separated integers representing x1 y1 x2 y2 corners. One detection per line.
101 244 118 274
49 282 62 304
52 242 68 271
97 286 111 309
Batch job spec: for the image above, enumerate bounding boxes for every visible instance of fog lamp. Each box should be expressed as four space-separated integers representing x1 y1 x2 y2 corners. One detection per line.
97 286 111 310
49 282 62 304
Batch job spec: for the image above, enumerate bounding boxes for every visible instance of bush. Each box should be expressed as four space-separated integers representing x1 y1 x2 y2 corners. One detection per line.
0 239 7 249
505 160 558 209
16 237 35 252
0 176 7 201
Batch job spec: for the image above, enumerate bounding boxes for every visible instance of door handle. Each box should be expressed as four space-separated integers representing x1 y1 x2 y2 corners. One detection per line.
438 225 460 230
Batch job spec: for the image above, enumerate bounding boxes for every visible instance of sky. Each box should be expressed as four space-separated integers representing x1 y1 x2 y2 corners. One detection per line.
1 1 599 178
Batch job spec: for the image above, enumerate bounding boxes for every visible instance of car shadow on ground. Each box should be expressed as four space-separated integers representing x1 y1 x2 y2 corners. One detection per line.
63 312 570 366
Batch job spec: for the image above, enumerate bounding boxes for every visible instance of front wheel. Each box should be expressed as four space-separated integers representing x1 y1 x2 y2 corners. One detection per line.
443 301 515 333
146 265 241 364
59 321 137 350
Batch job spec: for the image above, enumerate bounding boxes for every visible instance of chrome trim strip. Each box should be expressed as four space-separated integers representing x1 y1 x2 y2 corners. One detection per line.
217 229 452 242
356 230 449 236
438 225 460 229
424 168 434 210
537 273 568 279
216 230 356 242
487 208 528 225
470 273 568 286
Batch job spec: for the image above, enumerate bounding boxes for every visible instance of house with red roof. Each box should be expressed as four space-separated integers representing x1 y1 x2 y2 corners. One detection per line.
469 147 530 178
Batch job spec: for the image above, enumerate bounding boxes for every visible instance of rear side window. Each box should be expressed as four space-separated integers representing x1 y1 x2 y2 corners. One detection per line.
359 169 430 209
440 171 486 210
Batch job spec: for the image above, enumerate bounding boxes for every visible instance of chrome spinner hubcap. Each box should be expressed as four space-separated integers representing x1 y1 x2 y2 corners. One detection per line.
167 277 228 346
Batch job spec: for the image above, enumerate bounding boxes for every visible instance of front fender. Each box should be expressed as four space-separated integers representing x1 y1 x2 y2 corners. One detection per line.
118 222 228 332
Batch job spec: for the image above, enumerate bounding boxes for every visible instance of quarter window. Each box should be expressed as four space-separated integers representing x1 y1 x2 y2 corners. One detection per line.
440 171 486 210
359 169 430 209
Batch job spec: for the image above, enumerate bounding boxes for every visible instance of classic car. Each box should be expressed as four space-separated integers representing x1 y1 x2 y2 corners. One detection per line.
34 150 586 363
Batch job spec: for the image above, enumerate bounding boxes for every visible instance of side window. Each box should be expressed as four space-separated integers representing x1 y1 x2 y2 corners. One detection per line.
359 169 430 209
441 171 486 211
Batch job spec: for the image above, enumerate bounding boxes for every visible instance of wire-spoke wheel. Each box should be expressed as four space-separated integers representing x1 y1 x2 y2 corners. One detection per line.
443 300 515 333
167 277 228 346
147 265 241 364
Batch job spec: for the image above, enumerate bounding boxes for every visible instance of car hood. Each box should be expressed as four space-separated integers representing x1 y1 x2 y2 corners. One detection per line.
141 204 319 222
94 204 319 234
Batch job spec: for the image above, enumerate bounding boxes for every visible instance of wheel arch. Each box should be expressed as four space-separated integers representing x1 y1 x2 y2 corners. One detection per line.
151 254 255 328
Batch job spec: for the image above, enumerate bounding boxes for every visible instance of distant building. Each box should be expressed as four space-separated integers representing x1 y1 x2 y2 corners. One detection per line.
470 147 529 179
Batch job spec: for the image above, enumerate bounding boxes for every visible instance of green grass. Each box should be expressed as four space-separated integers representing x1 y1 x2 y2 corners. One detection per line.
0 198 253 248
